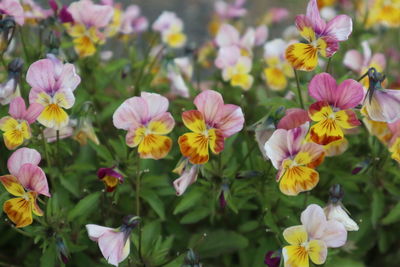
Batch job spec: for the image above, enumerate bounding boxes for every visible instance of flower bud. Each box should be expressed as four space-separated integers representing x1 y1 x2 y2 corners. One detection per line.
324 203 359 231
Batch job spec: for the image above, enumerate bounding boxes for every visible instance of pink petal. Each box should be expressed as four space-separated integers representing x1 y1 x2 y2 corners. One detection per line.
322 36 339 57
295 15 314 37
68 0 114 28
56 63 81 92
286 125 308 156
215 46 241 69
324 15 352 41
26 59 56 92
98 230 127 266
370 53 387 71
321 220 347 248
264 129 289 169
173 165 199 196
9 96 26 119
7 148 41 176
308 73 337 105
113 97 148 130
86 224 114 241
334 79 364 109
140 92 169 119
343 50 363 72
215 104 244 138
254 25 268 46
17 164 50 197
365 89 400 123
277 108 310 130
301 204 327 240
194 90 224 127
361 41 372 64
0 0 25 25
240 28 255 50
215 24 240 47
306 0 326 34
23 103 44 124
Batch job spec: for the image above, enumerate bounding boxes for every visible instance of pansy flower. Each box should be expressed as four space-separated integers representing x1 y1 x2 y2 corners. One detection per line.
0 148 50 228
97 167 123 192
283 204 347 267
265 124 325 196
222 56 253 90
65 0 114 57
21 0 53 24
178 90 244 165
0 0 25 25
214 0 247 20
120 5 148 35
27 55 81 130
113 92 175 159
152 11 187 49
263 39 294 91
308 73 363 145
0 97 43 150
359 0 400 28
86 215 139 266
344 41 386 88
285 0 352 71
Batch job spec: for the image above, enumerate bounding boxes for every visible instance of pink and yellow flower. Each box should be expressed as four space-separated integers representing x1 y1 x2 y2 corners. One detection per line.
120 5 148 35
0 97 43 150
65 0 114 57
0 0 25 25
222 56 254 90
97 167 123 192
283 204 347 267
285 0 352 71
263 39 294 91
344 41 386 88
265 124 325 196
178 90 244 165
27 55 81 130
308 73 363 145
113 92 175 159
0 148 50 228
152 11 186 49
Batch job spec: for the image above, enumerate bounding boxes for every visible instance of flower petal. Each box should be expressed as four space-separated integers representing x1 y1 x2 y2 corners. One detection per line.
194 90 224 126
24 103 44 124
138 134 172 159
343 50 363 72
215 23 240 47
334 79 364 109
0 175 25 197
277 108 310 130
17 164 50 197
86 224 113 241
182 110 207 133
279 165 319 196
29 192 44 217
26 59 56 91
286 43 318 71
321 220 347 248
113 96 148 130
324 15 352 41
264 129 290 169
215 46 241 69
3 197 33 228
334 109 360 129
364 89 400 123
9 97 26 120
178 132 209 164
306 0 326 34
215 104 244 138
7 148 41 176
307 239 327 265
125 127 145 148
295 15 317 42
97 230 126 266
148 112 175 135
37 104 69 130
283 225 308 245
308 73 337 104
208 129 225 154
173 165 199 196
295 142 325 167
282 245 309 267
301 204 327 240
141 92 169 119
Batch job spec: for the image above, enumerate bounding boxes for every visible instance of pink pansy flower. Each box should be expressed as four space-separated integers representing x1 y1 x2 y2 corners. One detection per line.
308 73 364 146
113 92 175 160
27 55 81 130
344 41 386 88
264 124 325 196
285 0 352 71
86 216 139 266
0 0 24 25
214 0 247 19
120 5 148 35
152 11 186 48
0 148 50 228
264 7 289 24
173 164 199 196
178 90 245 165
0 97 43 150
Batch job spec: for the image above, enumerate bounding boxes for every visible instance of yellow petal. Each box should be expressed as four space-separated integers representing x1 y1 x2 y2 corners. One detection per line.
3 197 33 228
138 134 172 159
38 104 69 130
299 26 316 43
264 67 287 91
28 192 43 217
66 23 86 38
208 129 224 154
283 225 308 245
307 239 327 265
74 36 97 58
178 132 209 164
231 73 253 90
283 245 309 267
285 43 318 71
165 32 186 48
182 110 207 133
279 165 319 196
0 175 25 197
1 118 30 150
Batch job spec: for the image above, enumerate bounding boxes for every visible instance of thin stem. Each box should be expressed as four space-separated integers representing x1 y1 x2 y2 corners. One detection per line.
11 227 33 238
41 129 52 166
325 57 332 73
18 27 29 61
56 130 61 169
293 69 305 109
134 154 144 265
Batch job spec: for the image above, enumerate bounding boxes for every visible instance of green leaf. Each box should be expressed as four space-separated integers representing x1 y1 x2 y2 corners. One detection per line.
381 202 400 225
173 189 204 215
371 190 384 228
40 242 56 267
140 189 166 220
67 192 101 221
180 207 210 224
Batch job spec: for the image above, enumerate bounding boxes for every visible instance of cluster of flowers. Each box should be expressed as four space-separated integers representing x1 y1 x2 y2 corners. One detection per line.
0 0 399 266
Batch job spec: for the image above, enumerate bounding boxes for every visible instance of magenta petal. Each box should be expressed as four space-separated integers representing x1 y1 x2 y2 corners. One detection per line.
9 96 26 120
324 15 353 42
334 79 364 109
322 36 339 57
194 90 224 126
7 148 41 176
277 108 310 130
286 125 308 156
295 15 314 36
308 73 337 104
24 103 44 124
215 104 244 138
17 164 50 197
98 231 127 266
306 0 326 34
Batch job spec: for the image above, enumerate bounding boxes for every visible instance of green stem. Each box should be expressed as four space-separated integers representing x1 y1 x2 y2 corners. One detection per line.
325 57 332 73
294 69 305 109
11 227 33 238
18 27 29 61
134 154 144 265
56 130 61 169
41 129 52 166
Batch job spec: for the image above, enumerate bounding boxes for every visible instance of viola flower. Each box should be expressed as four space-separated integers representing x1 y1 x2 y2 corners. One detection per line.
65 0 114 57
0 97 43 150
308 73 363 145
178 90 244 164
214 0 247 20
264 251 281 267
265 125 325 196
97 167 123 192
113 92 175 159
344 41 386 88
27 55 81 130
324 204 359 231
21 0 53 24
173 162 199 196
120 5 148 35
360 0 400 28
285 0 352 71
152 11 187 49
73 116 99 146
102 1 122 38
0 0 25 25
283 204 347 267
86 215 139 266
222 56 254 90
0 58 23 106
263 39 294 91
0 148 50 228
